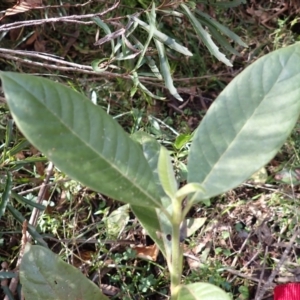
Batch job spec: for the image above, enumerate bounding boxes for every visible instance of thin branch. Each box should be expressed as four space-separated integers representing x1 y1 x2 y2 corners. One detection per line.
27 162 54 241
4 220 28 300
255 227 300 300
0 1 120 32
12 178 71 195
0 53 127 79
0 48 92 70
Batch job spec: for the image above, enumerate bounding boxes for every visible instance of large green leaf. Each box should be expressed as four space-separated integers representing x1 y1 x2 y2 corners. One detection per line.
131 131 170 204
188 43 300 200
20 244 108 300
131 132 172 259
177 283 231 300
0 72 161 208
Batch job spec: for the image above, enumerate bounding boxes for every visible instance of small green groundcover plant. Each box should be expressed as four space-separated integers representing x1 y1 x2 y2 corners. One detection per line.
1 42 300 299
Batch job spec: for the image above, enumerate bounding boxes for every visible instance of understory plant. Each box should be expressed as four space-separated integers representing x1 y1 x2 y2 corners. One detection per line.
92 2 247 101
1 42 300 299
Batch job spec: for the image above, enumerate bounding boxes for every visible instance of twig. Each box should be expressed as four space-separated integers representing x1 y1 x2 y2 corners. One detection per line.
27 162 54 241
0 48 91 70
12 178 71 194
4 164 54 297
44 236 139 245
255 227 300 300
254 245 269 299
227 232 253 282
4 220 28 300
225 268 270 284
0 52 132 80
0 1 120 32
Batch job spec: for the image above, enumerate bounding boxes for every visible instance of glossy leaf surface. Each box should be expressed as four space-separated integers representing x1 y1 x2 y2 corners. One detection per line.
188 43 300 200
0 72 161 208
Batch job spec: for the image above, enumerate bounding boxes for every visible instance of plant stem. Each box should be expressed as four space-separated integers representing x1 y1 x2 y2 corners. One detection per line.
170 198 184 300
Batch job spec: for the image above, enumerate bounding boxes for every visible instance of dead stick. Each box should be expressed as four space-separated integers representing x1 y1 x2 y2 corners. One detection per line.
255 227 300 300
3 220 28 300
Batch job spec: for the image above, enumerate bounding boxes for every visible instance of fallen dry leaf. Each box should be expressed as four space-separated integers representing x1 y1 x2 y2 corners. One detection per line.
132 244 159 261
0 0 43 20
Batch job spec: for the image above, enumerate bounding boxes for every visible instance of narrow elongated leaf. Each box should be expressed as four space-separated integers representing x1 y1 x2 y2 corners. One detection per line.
5 139 30 157
0 271 16 279
177 282 231 300
7 203 48 247
133 6 156 71
20 244 108 300
158 146 178 199
131 16 193 56
93 17 116 56
195 10 247 48
154 40 183 101
214 0 246 8
0 72 162 208
130 35 162 79
202 23 241 56
188 43 300 200
181 4 232 67
0 172 11 220
12 191 46 210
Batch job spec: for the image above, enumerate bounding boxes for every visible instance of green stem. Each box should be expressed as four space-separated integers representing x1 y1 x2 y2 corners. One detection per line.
170 198 184 300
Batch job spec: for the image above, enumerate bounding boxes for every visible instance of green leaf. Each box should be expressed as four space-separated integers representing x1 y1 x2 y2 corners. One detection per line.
202 23 241 56
187 43 300 200
6 203 48 247
181 4 232 67
0 72 162 208
131 132 172 259
186 217 206 237
12 191 46 210
177 282 231 300
131 16 193 56
174 134 192 150
5 139 30 157
2 286 14 300
0 172 11 220
274 168 300 185
93 17 115 57
20 244 109 300
158 146 178 199
154 40 183 101
175 182 203 202
213 0 246 8
133 5 156 71
0 271 16 279
131 132 170 204
91 58 110 72
130 35 162 79
195 10 247 48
